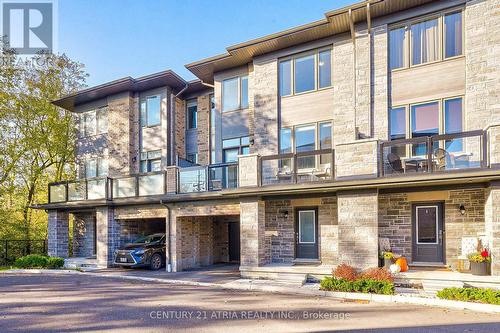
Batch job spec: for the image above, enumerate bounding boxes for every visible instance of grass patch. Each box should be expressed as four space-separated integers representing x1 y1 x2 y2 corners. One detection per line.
437 287 500 305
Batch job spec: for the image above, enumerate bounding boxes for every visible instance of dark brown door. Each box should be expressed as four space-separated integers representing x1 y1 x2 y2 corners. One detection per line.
228 222 240 262
412 203 444 263
295 208 318 259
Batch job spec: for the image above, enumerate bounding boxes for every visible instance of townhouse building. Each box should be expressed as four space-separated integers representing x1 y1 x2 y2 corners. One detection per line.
38 0 500 279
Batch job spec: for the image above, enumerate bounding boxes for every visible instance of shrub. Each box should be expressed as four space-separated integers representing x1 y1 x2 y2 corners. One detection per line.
359 267 394 283
320 277 394 295
46 257 65 269
437 287 500 305
381 251 394 259
14 255 64 269
333 263 358 281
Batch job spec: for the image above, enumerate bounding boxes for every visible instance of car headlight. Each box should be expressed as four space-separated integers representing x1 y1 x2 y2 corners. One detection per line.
133 249 145 255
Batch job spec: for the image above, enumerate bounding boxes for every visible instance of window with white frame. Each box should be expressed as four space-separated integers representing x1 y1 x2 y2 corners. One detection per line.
80 107 108 137
140 150 161 173
279 48 332 96
389 10 463 70
84 157 108 178
140 95 161 127
222 75 248 112
389 97 463 156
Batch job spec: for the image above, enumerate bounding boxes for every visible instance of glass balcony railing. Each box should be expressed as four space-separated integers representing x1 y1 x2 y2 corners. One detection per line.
380 130 487 176
48 177 110 203
260 149 334 186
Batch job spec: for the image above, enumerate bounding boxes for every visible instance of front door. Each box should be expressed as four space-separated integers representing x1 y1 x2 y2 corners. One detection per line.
412 203 444 263
295 208 318 259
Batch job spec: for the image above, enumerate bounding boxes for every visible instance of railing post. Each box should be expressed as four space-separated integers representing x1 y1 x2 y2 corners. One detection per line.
331 149 335 180
135 175 140 197
65 181 69 202
427 137 433 173
85 179 89 200
293 154 298 184
482 130 488 168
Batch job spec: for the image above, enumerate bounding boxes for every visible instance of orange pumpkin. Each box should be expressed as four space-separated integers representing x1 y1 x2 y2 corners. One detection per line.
395 257 408 272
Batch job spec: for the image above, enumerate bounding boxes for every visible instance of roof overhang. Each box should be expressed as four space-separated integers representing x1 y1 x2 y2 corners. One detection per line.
185 0 436 83
53 70 187 112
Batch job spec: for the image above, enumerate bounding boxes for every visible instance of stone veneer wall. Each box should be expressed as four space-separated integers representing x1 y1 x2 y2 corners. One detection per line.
264 197 338 265
47 210 69 258
196 94 210 165
485 183 500 275
379 188 486 267
175 97 186 160
73 212 95 258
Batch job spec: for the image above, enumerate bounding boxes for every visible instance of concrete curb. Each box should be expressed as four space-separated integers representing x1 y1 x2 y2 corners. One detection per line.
2 269 500 314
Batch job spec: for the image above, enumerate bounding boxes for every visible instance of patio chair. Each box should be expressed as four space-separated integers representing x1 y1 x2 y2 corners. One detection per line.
433 148 454 171
387 153 404 174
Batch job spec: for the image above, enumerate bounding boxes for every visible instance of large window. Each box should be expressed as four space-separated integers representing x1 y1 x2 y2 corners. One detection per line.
411 18 439 65
84 157 108 178
279 48 332 96
280 128 292 154
80 107 108 137
389 10 463 70
140 150 161 173
187 99 197 129
389 97 464 156
444 12 462 58
222 136 250 163
295 125 316 153
222 76 248 112
141 95 161 127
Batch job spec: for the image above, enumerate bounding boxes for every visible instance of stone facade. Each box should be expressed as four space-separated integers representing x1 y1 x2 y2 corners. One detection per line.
337 190 379 269
47 210 69 258
73 212 95 258
485 183 500 275
107 93 133 177
195 94 211 165
240 199 266 266
335 139 379 179
96 207 120 267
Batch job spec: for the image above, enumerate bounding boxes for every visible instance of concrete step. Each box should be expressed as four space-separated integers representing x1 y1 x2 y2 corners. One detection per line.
64 258 99 270
422 280 464 296
240 270 308 286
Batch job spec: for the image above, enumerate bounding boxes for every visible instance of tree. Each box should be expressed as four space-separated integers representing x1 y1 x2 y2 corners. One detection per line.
0 47 87 241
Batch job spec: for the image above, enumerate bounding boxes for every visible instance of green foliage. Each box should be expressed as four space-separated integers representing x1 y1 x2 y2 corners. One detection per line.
0 43 87 241
468 253 491 263
381 251 394 259
320 277 395 295
14 254 64 269
437 287 500 305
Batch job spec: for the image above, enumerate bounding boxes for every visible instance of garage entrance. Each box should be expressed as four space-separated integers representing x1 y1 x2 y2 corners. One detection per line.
177 215 240 271
118 218 166 246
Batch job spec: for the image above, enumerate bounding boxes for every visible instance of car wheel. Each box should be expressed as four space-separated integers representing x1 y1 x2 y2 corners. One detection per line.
150 253 163 270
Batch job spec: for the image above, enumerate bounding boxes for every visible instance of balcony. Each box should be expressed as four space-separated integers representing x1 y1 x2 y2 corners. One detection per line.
380 130 487 176
47 128 499 204
260 149 334 186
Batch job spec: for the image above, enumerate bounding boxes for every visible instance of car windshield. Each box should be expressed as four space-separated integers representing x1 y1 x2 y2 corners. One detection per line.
132 234 163 244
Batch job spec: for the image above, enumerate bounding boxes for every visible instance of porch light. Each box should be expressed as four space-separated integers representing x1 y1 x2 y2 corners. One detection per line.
459 204 466 215
279 209 289 219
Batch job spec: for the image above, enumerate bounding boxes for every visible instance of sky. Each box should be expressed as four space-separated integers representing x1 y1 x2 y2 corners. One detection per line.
58 0 354 87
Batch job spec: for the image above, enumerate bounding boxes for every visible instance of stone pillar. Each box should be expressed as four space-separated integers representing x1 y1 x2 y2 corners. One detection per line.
96 207 120 268
73 212 96 258
485 182 500 276
240 198 267 267
47 210 69 258
166 166 179 194
238 153 260 187
337 190 378 269
334 139 379 179
487 124 500 169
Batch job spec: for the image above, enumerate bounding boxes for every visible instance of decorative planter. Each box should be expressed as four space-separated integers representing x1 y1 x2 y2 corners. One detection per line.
384 258 393 269
470 261 491 276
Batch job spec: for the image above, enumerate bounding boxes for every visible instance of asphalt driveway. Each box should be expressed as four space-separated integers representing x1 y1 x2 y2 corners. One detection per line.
0 273 499 332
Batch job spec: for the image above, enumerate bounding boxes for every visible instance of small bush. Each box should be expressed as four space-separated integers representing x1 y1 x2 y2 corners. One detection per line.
437 287 500 305
320 277 394 295
359 267 394 283
333 263 358 281
14 255 64 269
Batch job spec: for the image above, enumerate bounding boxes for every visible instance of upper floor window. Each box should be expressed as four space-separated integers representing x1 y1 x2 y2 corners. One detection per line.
279 48 332 96
222 136 250 163
389 97 463 156
389 10 463 70
222 75 248 112
187 99 197 129
84 157 108 178
141 95 161 127
80 107 108 137
140 150 161 173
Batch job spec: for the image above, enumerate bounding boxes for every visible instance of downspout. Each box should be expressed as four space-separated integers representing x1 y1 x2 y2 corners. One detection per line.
160 200 173 272
200 80 214 89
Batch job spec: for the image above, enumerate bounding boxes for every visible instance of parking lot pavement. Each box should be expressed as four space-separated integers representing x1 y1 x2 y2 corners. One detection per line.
0 273 499 333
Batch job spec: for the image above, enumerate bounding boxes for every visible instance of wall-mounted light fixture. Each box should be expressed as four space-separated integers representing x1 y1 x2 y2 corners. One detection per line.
459 204 466 216
279 209 289 219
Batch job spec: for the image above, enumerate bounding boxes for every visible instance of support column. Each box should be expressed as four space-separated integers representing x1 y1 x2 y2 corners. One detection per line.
485 182 500 276
96 207 119 268
240 198 267 267
337 190 378 269
47 210 69 258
